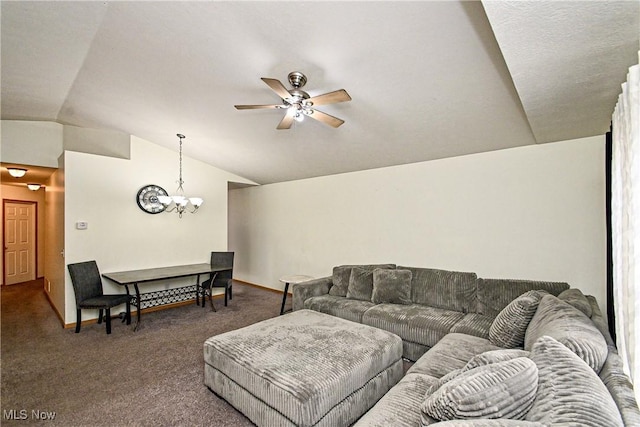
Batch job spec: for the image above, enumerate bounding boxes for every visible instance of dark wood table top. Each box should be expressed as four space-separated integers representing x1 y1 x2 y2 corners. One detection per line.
102 263 230 285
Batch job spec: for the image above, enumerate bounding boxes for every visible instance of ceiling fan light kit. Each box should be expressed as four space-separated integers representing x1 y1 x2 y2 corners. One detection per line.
235 71 351 129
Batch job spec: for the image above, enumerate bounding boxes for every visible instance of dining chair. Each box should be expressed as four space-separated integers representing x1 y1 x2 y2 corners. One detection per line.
67 260 132 334
201 252 234 311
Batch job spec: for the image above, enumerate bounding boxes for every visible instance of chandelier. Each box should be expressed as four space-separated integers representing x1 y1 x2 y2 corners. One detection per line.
157 134 203 218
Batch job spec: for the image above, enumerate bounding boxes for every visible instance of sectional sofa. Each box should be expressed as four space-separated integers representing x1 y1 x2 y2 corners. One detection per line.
292 264 640 426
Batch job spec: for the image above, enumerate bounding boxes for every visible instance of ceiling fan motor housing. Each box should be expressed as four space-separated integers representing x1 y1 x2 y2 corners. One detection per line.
288 71 307 88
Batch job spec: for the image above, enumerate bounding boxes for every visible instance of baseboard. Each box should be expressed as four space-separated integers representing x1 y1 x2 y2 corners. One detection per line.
231 279 289 295
44 289 66 328
61 280 284 330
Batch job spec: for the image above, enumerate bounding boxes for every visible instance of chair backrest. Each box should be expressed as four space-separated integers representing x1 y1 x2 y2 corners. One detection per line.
68 261 104 307
210 252 234 284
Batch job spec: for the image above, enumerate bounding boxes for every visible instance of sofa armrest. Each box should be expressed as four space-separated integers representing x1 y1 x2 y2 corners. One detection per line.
292 276 332 311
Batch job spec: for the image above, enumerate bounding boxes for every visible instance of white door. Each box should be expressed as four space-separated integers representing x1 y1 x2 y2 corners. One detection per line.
4 201 36 285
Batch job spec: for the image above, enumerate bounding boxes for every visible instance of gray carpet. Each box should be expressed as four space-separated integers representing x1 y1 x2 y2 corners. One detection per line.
1 279 286 426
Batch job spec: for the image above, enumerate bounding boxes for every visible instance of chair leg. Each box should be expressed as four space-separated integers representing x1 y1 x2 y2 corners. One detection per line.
75 309 82 333
105 308 112 334
229 282 233 300
224 286 228 306
201 287 207 308
97 309 103 324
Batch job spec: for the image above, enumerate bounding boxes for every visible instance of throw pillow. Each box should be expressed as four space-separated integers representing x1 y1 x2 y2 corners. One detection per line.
526 336 623 426
346 268 374 301
329 264 396 297
489 290 547 348
524 294 608 372
421 357 538 422
371 269 412 305
329 266 352 297
558 288 592 317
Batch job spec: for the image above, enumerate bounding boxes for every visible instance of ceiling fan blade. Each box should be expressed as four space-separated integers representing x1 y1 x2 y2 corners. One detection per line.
307 109 345 128
277 108 295 130
261 78 292 100
235 104 285 110
306 89 352 106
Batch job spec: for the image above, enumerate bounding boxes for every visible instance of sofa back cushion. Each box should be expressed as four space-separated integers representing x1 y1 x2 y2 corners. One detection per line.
398 266 477 313
476 278 569 317
329 264 396 297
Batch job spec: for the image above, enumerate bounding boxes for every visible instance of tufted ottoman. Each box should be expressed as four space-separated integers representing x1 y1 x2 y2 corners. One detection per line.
203 309 403 427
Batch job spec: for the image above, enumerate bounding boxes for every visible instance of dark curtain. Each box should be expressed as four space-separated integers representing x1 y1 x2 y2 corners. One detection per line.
606 127 616 341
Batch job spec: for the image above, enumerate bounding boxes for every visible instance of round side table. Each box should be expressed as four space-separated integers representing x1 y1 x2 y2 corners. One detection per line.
279 275 313 315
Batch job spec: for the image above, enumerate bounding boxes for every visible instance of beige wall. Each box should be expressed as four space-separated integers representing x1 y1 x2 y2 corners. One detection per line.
229 136 608 311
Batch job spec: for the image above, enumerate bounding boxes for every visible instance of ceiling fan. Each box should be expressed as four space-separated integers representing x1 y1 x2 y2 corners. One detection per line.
235 71 351 129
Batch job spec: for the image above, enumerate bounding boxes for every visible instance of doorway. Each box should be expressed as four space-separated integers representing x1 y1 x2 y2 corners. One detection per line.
3 200 37 285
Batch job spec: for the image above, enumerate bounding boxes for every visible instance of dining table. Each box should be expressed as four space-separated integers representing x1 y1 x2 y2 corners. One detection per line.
102 263 231 331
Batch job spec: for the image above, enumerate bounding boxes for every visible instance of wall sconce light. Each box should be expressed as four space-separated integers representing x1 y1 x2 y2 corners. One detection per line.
8 168 27 178
27 183 42 191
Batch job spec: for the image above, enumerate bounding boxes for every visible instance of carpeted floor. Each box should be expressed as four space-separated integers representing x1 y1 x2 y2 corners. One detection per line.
1 279 286 426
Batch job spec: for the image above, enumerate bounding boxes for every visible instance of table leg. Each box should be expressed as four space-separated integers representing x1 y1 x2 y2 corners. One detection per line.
280 282 290 315
195 273 201 306
124 284 132 325
133 283 141 331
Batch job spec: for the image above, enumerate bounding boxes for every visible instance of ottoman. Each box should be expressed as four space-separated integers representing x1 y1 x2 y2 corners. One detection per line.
203 309 403 427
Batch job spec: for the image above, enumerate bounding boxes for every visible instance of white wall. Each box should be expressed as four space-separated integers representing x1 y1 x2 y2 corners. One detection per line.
229 136 607 310
1 121 63 167
64 136 255 324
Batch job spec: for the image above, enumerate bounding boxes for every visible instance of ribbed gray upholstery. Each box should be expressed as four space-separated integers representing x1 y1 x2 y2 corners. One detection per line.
449 313 493 339
402 340 430 362
407 333 502 379
399 266 477 312
524 294 608 372
203 310 402 427
205 362 402 427
599 346 640 426
362 303 465 349
526 336 624 426
476 278 569 317
304 294 374 323
353 373 437 427
292 276 332 311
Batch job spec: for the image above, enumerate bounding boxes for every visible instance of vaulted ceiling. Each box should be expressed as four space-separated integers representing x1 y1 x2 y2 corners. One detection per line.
2 1 638 184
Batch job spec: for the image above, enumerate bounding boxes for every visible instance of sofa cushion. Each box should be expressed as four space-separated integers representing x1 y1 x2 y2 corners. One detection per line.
421 357 538 422
524 294 608 372
363 304 464 350
407 333 502 378
304 295 375 323
346 267 374 301
371 269 412 305
476 278 569 317
353 373 437 427
489 290 547 348
449 313 493 339
329 264 396 297
526 336 624 426
558 288 592 317
399 266 477 313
